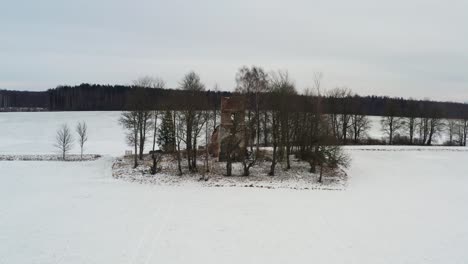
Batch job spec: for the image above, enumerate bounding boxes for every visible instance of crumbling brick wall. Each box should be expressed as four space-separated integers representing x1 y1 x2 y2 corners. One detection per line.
209 96 246 161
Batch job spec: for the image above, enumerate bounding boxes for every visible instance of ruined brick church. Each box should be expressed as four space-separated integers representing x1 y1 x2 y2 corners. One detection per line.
208 96 246 161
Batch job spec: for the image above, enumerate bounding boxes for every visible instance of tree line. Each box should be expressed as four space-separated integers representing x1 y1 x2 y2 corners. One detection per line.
2 82 468 120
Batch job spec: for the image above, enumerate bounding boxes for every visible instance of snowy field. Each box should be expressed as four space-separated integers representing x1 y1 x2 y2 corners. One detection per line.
0 111 125 156
1 112 468 263
0 112 448 157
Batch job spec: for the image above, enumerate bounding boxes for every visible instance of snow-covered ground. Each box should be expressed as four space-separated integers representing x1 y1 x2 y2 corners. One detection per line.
2 150 468 263
0 112 451 157
0 111 125 156
1 111 468 263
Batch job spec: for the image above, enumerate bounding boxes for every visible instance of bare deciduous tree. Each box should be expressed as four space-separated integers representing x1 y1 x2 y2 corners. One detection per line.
179 71 206 172
174 111 183 175
403 117 418 145
447 119 458 145
459 119 468 146
426 117 445 146
327 87 353 143
119 111 139 168
225 113 244 176
235 66 269 153
381 116 403 145
130 76 164 160
349 114 370 144
76 121 88 160
55 124 73 160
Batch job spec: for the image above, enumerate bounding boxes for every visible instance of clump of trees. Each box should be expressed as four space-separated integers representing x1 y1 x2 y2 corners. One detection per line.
117 69 352 183
115 67 468 183
119 76 165 168
54 121 89 160
178 71 208 173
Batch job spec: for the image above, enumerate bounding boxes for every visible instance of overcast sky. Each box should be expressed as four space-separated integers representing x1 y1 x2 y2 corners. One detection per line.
1 0 467 101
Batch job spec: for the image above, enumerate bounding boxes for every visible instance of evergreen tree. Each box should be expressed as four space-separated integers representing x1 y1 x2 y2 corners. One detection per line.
157 110 175 152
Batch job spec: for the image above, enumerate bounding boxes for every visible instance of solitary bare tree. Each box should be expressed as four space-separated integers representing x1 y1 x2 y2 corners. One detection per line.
76 121 88 160
120 111 139 168
55 124 73 160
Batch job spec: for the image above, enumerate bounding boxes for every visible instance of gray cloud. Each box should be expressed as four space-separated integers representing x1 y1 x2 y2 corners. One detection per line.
1 0 467 102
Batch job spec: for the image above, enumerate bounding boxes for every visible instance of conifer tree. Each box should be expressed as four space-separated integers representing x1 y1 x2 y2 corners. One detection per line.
157 110 175 152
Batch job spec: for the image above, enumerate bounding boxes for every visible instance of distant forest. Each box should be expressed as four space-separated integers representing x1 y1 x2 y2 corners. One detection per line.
1 84 468 119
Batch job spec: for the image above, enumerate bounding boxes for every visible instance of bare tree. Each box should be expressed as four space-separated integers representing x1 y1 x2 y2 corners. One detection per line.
268 70 296 175
381 116 403 145
55 124 73 160
403 117 418 145
327 87 353 143
133 76 166 89
349 114 370 144
381 101 403 145
235 66 269 153
272 70 297 169
418 116 430 145
426 117 445 146
299 75 350 183
174 111 183 175
119 111 139 168
179 71 206 172
268 109 280 176
460 119 468 146
150 111 161 175
447 119 458 145
404 100 419 145
130 76 164 160
204 110 212 175
152 111 159 152
76 121 88 160
225 112 244 176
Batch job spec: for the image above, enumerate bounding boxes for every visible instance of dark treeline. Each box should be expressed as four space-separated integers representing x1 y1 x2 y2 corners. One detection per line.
0 89 49 110
48 84 231 111
1 84 468 119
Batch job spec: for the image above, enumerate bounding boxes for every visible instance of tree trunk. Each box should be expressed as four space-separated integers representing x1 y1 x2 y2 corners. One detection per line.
342 115 348 144
151 154 157 175
174 111 182 175
243 164 250 176
205 115 209 173
226 159 232 176
318 164 324 183
269 113 277 176
133 129 138 168
389 120 394 145
409 118 414 145
263 111 268 147
191 135 197 172
152 111 158 152
255 96 260 154
186 113 193 171
269 144 276 176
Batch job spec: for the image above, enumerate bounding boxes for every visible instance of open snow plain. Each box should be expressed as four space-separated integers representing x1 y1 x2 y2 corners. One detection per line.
1 112 468 264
